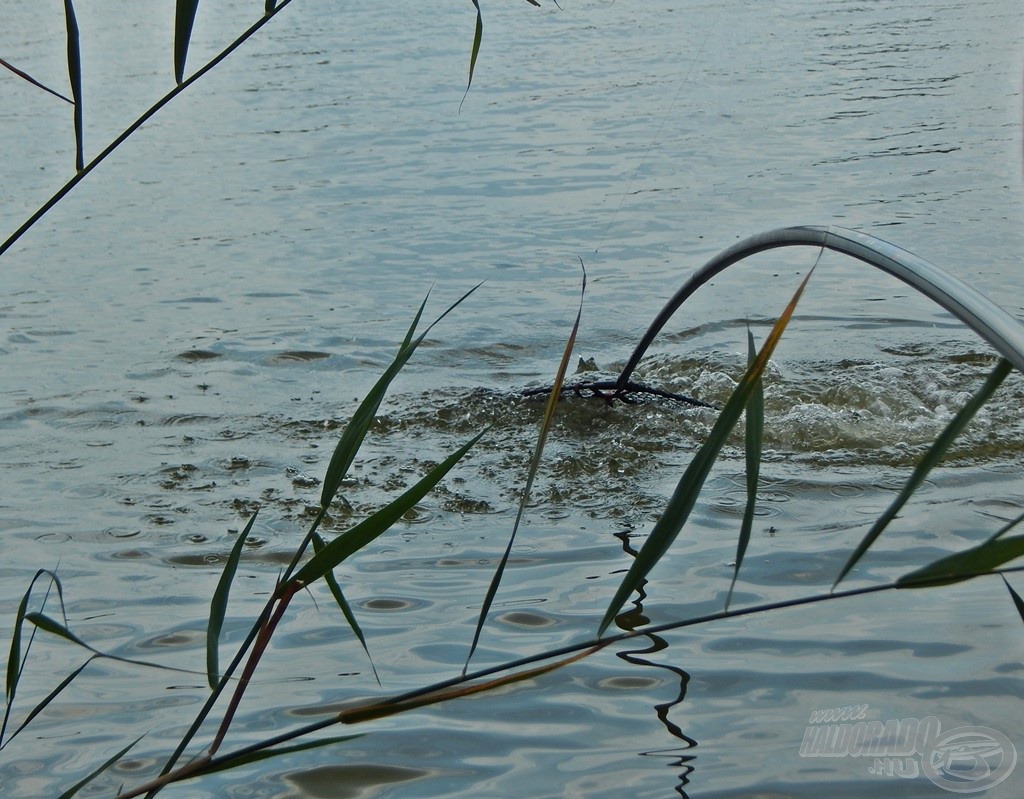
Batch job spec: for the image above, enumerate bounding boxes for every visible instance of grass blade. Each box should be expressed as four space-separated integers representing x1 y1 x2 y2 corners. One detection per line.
833 358 1013 589
725 329 764 610
1002 575 1024 625
460 0 484 113
25 612 201 675
319 293 427 510
295 431 486 586
898 535 1024 588
311 532 380 686
174 0 202 84
320 285 481 512
57 733 145 799
895 508 1024 588
0 58 73 103
2 657 96 748
207 510 258 690
464 264 586 672
5 570 65 705
598 268 815 637
202 733 363 774
63 0 83 171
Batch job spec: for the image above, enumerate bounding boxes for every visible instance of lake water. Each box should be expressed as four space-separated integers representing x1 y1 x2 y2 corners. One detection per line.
2 0 1024 796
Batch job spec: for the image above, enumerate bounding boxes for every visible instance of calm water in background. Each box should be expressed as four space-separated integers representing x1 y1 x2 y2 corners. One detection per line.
2 1 1024 796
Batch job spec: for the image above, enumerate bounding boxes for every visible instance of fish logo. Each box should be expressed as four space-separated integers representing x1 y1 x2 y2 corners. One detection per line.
921 726 1016 793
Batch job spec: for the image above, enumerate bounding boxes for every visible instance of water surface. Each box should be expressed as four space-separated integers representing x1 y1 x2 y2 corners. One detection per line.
2 1 1023 796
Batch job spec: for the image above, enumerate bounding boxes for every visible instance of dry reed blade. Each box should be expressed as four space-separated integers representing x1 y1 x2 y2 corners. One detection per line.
342 645 601 725
599 268 815 637
464 263 586 673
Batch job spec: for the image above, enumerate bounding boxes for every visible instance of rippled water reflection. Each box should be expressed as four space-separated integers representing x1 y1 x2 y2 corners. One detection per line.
2 0 1023 796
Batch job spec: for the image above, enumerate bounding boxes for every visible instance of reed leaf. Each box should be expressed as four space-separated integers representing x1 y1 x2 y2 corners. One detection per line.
25 613 199 675
201 733 363 774
2 657 96 748
464 263 585 672
898 535 1024 588
174 0 202 84
0 58 73 103
6 569 64 705
312 532 380 686
207 510 258 690
598 268 814 637
1002 576 1024 626
295 431 485 587
460 0 484 113
725 329 763 610
63 0 83 171
2 0 297 259
3 569 65 747
57 733 144 799
833 358 1013 589
320 285 480 512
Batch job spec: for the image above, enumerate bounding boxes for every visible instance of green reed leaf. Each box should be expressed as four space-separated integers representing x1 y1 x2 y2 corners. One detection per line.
174 0 201 84
898 534 1024 588
4 569 65 746
726 329 764 610
296 431 485 587
598 269 814 637
320 285 481 512
63 0 83 171
57 733 145 799
464 263 585 672
202 734 363 775
3 657 96 748
1002 575 1024 626
207 510 258 690
460 0 484 113
6 570 60 704
312 532 380 686
25 612 200 675
318 293 427 511
834 358 1013 589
